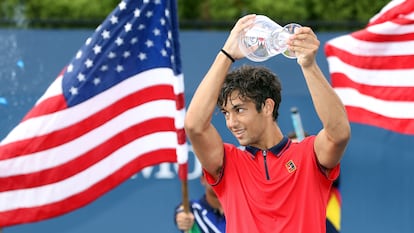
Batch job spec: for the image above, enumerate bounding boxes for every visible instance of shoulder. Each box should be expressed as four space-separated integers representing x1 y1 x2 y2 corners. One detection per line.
204 143 249 186
288 136 316 152
223 143 238 151
285 136 317 165
223 143 251 158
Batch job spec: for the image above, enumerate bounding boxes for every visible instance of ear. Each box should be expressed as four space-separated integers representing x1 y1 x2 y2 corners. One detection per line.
263 98 275 117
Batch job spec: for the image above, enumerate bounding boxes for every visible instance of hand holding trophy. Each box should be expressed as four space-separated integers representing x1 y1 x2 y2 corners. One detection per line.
239 15 301 62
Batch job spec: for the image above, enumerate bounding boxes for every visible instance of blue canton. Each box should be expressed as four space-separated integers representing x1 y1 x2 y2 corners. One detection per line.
62 0 181 107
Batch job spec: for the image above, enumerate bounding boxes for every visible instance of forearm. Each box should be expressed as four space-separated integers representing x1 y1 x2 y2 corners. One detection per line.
288 26 350 167
185 52 232 133
185 14 255 130
185 14 256 176
302 63 350 142
184 52 232 177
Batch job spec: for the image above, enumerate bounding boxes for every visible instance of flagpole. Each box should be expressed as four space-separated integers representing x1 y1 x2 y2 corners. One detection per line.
181 177 190 233
181 178 190 213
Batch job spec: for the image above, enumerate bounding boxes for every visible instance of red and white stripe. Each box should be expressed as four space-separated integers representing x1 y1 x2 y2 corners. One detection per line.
0 68 186 226
325 0 414 135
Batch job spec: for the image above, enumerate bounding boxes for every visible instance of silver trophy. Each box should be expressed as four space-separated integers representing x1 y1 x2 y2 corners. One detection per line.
239 15 301 62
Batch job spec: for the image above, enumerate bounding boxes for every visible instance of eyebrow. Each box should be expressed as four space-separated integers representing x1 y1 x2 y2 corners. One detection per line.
231 103 243 110
220 103 243 112
221 95 247 111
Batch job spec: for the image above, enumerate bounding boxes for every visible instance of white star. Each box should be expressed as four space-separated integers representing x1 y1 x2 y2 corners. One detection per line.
76 50 82 59
93 45 102 54
100 65 108 71
85 59 93 68
67 64 74 73
138 53 147 60
138 24 145 30
93 77 101 85
165 40 171 48
115 37 124 46
69 86 78 95
130 37 138 44
161 49 167 57
153 28 161 36
95 25 102 32
119 1 127 10
116 65 124 72
145 40 154 47
134 8 141 17
110 15 118 24
101 30 110 39
144 0 150 3
155 0 161 4
85 37 92 45
160 18 166 26
123 51 131 58
77 73 86 82
108 52 116 59
165 9 170 17
146 11 153 18
125 23 132 32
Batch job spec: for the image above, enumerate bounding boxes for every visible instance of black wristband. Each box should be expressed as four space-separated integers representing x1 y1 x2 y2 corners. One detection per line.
220 49 235 63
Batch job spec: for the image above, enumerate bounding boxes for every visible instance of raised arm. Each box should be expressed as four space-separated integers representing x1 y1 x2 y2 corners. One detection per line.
288 27 351 170
184 14 256 178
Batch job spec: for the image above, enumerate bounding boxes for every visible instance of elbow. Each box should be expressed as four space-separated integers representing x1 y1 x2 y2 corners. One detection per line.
317 122 351 169
184 113 206 137
341 121 351 143
333 121 351 147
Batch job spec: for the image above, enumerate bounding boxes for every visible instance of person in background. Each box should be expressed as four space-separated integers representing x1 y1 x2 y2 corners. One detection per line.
174 174 225 233
184 13 350 233
288 131 341 233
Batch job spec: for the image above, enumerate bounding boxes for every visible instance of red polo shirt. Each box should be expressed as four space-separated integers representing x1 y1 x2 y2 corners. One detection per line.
204 136 339 233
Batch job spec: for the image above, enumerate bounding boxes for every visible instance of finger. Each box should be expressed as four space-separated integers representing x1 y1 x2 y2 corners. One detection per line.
235 14 256 32
240 14 256 24
291 43 318 55
294 26 314 35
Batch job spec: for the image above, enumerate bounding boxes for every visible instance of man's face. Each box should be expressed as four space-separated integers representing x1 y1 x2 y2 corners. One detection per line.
221 91 267 146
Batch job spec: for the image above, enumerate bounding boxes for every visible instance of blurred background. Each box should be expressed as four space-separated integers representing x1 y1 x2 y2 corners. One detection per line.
1 0 389 30
1 1 413 233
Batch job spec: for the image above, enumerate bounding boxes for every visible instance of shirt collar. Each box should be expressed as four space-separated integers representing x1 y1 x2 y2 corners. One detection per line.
245 136 290 158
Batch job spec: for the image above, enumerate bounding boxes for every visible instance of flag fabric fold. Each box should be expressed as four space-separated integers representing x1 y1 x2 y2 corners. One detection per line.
326 180 341 233
0 0 187 226
325 0 414 135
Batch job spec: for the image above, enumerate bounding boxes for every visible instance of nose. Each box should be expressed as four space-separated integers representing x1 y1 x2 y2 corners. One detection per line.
226 113 238 129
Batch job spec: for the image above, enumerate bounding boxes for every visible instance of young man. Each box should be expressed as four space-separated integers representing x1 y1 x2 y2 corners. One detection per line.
184 14 350 233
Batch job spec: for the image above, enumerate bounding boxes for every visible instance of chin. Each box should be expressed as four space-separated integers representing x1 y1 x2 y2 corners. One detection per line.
237 139 249 146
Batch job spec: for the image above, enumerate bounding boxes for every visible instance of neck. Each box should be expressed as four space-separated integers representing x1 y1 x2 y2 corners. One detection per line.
206 194 223 214
251 123 283 150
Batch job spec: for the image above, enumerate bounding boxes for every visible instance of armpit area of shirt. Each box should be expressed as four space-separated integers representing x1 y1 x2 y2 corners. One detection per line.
202 144 231 187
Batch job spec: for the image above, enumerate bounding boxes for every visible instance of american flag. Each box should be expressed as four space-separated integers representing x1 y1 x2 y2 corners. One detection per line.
325 0 414 135
0 0 187 226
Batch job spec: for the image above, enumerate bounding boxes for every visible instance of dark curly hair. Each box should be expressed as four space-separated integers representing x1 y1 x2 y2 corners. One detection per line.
217 65 282 120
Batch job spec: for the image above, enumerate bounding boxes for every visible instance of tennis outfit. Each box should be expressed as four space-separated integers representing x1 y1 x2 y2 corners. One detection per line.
204 136 339 233
175 195 226 233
